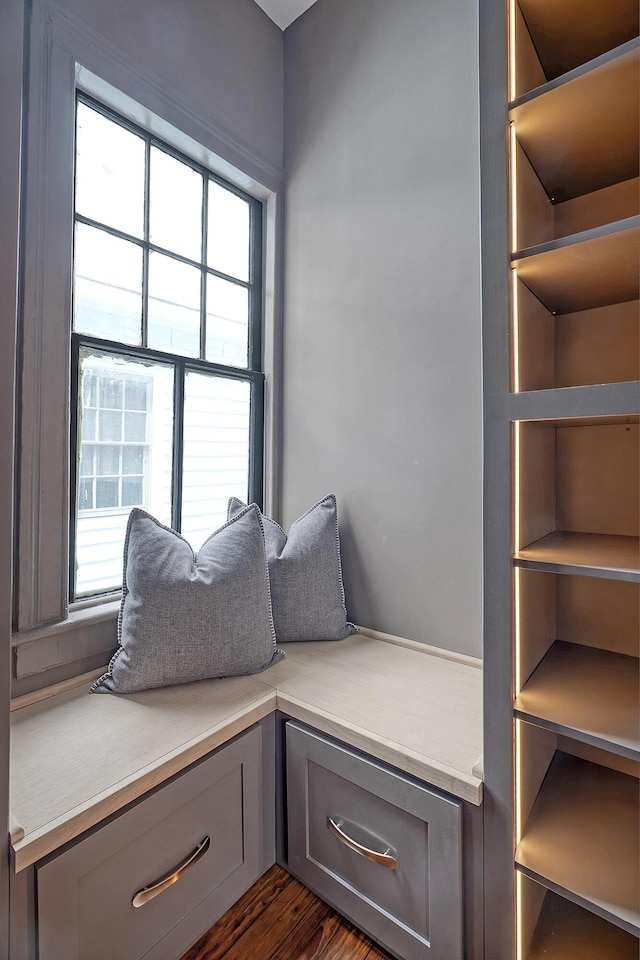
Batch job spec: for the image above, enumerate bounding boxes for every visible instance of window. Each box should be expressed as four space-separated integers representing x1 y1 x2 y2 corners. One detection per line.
71 96 264 599
78 367 150 513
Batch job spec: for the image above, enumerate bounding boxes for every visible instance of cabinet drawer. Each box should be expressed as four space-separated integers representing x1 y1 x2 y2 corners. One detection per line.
37 725 263 960
286 722 462 960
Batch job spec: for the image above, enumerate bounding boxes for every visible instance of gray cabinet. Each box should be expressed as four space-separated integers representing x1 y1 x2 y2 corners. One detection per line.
37 725 264 960
286 722 463 960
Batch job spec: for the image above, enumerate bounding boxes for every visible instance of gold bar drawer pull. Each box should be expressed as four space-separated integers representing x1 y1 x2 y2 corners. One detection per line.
328 817 397 869
132 836 210 908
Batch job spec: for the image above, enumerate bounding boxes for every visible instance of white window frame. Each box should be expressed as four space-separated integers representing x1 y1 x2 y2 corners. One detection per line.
13 4 283 688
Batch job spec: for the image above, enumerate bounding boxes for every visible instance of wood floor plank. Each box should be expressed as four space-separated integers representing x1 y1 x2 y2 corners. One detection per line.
206 875 324 960
181 864 292 960
180 867 395 960
262 896 334 960
288 912 373 960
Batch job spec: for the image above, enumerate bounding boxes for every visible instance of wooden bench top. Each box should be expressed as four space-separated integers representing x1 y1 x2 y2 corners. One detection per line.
10 630 483 871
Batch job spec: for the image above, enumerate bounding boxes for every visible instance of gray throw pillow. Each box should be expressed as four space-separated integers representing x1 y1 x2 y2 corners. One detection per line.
228 495 355 642
91 504 283 694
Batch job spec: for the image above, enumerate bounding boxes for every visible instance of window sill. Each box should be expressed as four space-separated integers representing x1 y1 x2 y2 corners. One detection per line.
12 599 120 680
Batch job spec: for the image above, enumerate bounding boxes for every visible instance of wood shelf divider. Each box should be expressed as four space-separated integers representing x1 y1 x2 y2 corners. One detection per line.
515 532 640 582
514 640 640 760
513 216 640 263
508 385 640 423
516 752 640 935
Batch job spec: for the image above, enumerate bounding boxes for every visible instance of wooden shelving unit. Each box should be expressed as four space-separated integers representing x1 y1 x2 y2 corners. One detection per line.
508 1 640 957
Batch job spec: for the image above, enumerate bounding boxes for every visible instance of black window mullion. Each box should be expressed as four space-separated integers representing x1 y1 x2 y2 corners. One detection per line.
142 136 151 347
171 362 185 533
249 199 263 373
248 375 264 509
74 213 251 290
75 332 255 383
74 213 145 248
147 243 251 283
69 336 81 600
200 176 208 360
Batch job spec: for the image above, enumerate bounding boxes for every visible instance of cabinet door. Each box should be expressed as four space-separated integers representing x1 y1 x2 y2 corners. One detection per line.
286 722 463 960
37 725 263 960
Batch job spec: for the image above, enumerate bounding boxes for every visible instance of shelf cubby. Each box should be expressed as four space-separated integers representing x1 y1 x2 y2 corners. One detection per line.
516 277 639 392
515 640 640 760
513 220 639 317
520 879 640 960
516 749 640 935
514 0 639 98
515 417 640 579
511 41 639 199
514 136 639 252
517 570 639 685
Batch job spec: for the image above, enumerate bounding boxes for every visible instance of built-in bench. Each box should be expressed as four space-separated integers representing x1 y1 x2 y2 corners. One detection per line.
10 629 483 960
11 631 482 960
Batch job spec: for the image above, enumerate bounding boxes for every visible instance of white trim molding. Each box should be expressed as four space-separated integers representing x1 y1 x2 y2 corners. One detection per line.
12 600 119 679
0 0 25 949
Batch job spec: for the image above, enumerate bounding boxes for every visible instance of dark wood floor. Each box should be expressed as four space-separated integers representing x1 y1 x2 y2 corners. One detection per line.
181 864 394 960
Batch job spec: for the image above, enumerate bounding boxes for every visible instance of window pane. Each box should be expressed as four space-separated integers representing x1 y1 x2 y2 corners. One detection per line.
124 411 147 442
99 376 123 409
75 102 145 238
206 275 249 367
121 477 143 506
97 445 120 475
96 478 119 508
207 181 250 282
147 253 201 357
149 147 203 262
99 410 122 442
83 372 98 406
122 445 144 474
125 379 147 411
82 408 96 441
181 372 250 551
74 223 143 344
78 478 94 510
79 445 95 477
74 348 175 598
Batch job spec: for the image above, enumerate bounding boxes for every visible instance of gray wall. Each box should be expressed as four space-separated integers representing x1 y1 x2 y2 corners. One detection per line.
282 0 483 656
54 0 284 171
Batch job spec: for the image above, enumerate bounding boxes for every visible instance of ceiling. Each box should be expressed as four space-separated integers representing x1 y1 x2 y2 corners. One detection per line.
253 0 318 30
